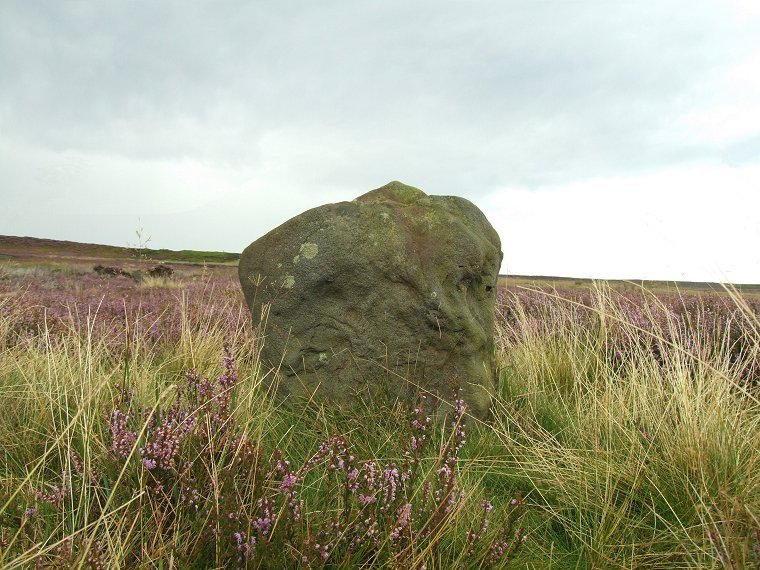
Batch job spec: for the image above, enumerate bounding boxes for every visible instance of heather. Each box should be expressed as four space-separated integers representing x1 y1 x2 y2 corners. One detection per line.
0 262 758 568
0 263 248 352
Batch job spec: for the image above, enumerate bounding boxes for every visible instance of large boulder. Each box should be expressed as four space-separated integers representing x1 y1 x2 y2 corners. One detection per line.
238 181 502 417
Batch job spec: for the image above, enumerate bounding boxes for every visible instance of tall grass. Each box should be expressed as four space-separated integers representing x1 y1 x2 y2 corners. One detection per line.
0 272 757 568
489 285 759 568
0 285 526 568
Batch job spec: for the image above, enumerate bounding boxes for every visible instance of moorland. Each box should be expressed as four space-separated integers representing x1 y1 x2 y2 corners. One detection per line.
0 235 757 568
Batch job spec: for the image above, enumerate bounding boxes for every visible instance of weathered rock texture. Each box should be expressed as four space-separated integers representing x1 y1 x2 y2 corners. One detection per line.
238 181 502 417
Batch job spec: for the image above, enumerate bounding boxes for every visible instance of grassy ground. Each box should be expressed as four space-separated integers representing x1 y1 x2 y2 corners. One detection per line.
499 275 760 297
0 254 758 568
0 235 240 265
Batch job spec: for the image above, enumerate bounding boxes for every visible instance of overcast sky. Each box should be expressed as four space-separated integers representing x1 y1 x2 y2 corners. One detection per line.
1 1 759 283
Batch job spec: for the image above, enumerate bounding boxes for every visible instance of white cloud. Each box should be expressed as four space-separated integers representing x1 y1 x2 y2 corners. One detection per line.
680 49 760 146
725 0 760 18
483 164 760 283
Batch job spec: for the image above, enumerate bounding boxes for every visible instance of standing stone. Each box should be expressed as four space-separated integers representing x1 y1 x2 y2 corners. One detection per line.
238 181 502 417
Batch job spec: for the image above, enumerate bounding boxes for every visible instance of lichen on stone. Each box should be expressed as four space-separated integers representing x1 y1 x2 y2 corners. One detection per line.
300 242 319 259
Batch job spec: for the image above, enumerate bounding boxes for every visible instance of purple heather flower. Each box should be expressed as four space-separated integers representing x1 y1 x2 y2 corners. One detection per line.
359 494 377 506
35 485 69 505
109 409 137 458
252 517 271 535
278 473 297 493
390 503 413 542
381 464 400 510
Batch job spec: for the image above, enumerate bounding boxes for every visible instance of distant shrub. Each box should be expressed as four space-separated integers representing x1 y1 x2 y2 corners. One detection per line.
147 264 173 278
92 264 130 278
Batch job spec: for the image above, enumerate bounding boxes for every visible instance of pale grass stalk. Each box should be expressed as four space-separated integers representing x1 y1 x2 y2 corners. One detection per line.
138 275 186 289
0 294 244 566
490 285 758 567
3 493 144 569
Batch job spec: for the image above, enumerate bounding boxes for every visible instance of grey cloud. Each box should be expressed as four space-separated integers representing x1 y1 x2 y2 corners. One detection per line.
3 0 760 280
2 0 757 197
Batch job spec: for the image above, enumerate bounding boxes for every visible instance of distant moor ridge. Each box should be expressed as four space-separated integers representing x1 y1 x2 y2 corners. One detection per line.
0 234 757 294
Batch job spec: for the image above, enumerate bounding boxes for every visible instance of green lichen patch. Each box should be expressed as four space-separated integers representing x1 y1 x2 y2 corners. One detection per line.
300 242 319 259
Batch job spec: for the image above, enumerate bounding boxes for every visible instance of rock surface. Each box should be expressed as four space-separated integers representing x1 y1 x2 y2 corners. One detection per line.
238 181 502 417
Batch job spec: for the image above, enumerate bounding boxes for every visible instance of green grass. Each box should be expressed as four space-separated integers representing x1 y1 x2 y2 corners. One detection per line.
136 248 240 264
0 283 757 567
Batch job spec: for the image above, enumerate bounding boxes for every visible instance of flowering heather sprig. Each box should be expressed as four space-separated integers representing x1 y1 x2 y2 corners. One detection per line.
109 408 137 458
314 540 331 561
180 368 213 403
390 502 413 543
35 485 68 506
297 438 335 477
344 466 359 492
265 451 288 480
274 456 304 522
210 345 238 425
230 432 260 465
421 390 467 527
449 390 467 461
404 393 433 488
432 461 461 516
358 493 377 506
467 500 494 556
69 450 85 478
481 493 528 565
278 472 297 493
380 463 400 512
358 460 379 506
489 527 526 564
175 347 239 436
221 344 235 378
295 434 359 491
234 531 256 561
55 537 73 559
252 497 274 538
418 480 433 520
410 394 432 454
327 435 354 473
109 350 242 474
139 408 197 471
180 482 201 511
83 540 106 570
69 450 99 484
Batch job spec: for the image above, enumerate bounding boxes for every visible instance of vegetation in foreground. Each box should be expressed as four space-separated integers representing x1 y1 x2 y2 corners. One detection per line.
0 261 758 568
